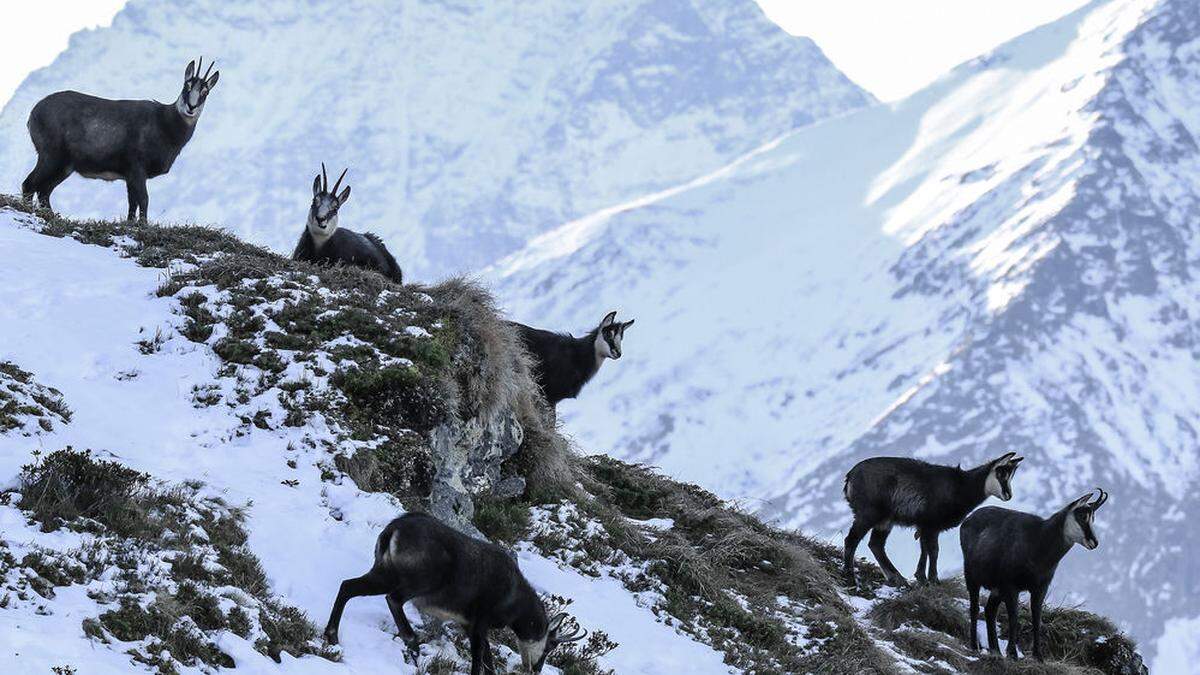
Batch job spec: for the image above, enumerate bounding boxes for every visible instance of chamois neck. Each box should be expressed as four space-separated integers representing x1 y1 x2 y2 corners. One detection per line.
961 464 991 505
161 101 198 144
584 327 606 373
1038 512 1075 564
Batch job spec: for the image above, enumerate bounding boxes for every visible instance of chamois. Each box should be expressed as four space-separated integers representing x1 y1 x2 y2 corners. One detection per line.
961 489 1107 661
323 513 586 674
842 452 1024 587
510 311 634 407
292 164 403 283
22 57 220 222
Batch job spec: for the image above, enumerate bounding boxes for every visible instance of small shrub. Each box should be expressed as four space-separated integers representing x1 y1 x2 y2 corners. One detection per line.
18 448 149 533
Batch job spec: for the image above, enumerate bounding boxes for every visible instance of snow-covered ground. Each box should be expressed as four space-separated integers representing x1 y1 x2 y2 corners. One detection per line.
0 212 731 673
491 0 1200 655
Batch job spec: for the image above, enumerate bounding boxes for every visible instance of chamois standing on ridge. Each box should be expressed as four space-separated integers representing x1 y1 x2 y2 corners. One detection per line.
324 513 587 674
510 311 634 408
961 489 1108 661
292 164 403 283
22 57 220 222
842 452 1024 587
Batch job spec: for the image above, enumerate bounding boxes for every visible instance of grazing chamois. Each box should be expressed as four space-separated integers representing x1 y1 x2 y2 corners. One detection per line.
292 164 403 283
510 311 634 407
22 57 220 222
961 489 1107 661
842 452 1024 587
324 513 586 674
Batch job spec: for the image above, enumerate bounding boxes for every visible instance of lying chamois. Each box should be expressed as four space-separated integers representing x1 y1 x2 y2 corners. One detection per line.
292 164 403 283
324 513 586 674
842 452 1023 587
22 57 220 222
961 489 1107 661
510 311 634 407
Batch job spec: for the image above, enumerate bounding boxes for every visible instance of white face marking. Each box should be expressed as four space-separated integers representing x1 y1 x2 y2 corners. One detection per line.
307 201 339 248
1064 508 1098 549
985 464 1012 500
519 636 548 670
594 330 616 360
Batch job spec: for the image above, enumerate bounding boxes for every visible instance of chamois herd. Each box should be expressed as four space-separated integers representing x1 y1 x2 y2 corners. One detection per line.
15 60 1111 671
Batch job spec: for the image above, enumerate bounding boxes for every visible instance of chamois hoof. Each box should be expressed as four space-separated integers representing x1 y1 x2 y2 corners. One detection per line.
323 628 339 646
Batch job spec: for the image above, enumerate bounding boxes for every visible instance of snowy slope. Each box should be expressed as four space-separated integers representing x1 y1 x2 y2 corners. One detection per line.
0 0 871 279
0 210 731 674
490 0 1200 654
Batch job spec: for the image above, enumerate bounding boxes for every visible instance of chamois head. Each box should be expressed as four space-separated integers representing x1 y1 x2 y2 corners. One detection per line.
518 612 588 673
594 311 634 360
1062 488 1107 550
983 452 1023 501
177 57 220 121
307 163 351 246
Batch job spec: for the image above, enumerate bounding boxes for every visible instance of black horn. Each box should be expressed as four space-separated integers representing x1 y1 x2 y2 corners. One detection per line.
332 167 348 195
194 56 203 81
203 59 215 81
321 162 329 192
1092 487 1108 509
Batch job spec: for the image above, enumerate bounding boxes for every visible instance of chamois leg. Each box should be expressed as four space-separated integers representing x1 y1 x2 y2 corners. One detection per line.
323 568 393 645
984 592 1002 654
914 529 928 584
868 525 906 586
385 592 420 664
468 624 494 675
921 530 940 583
966 581 981 651
125 172 148 223
1003 589 1021 660
842 517 871 586
36 160 73 212
21 154 51 202
1030 586 1047 662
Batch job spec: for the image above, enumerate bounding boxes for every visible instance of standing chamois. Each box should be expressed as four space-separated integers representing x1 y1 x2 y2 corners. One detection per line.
842 452 1024 587
292 164 403 283
22 57 220 222
510 311 634 407
324 513 586 674
961 489 1107 661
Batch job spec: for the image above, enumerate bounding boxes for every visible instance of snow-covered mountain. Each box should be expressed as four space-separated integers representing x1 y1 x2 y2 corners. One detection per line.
0 0 871 279
490 0 1200 659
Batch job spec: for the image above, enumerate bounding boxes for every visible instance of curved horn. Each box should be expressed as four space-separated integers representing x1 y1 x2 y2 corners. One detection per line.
1092 487 1108 509
203 58 215 81
321 162 329 192
331 167 349 196
556 626 588 644
194 56 203 80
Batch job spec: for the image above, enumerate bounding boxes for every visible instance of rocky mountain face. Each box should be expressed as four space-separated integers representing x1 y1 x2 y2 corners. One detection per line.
491 0 1199 657
0 0 871 278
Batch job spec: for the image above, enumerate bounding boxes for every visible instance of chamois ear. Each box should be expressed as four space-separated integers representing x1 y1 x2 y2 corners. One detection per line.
621 319 635 331
338 185 351 204
185 60 196 80
206 70 220 88
990 451 1017 466
1066 492 1094 510
312 175 322 196
600 311 617 327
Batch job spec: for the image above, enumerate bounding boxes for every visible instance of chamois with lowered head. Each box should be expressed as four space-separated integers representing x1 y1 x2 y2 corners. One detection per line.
510 310 634 407
842 452 1024 587
292 164 403 283
961 488 1107 661
22 57 220 222
324 513 586 674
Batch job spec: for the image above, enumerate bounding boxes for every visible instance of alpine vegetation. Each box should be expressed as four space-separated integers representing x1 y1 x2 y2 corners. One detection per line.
511 310 634 407
842 452 1024 587
323 513 587 675
961 488 1108 661
21 58 219 222
291 163 403 283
